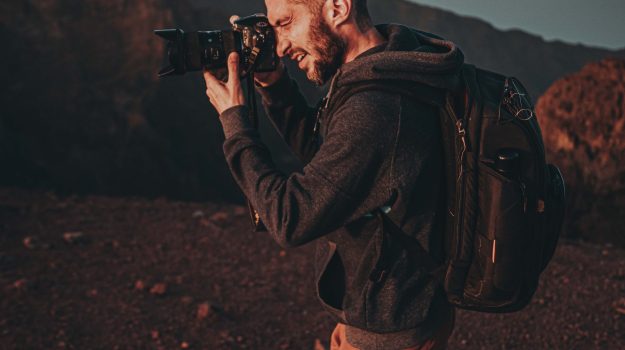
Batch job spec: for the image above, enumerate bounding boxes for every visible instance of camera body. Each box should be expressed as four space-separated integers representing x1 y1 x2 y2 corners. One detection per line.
155 14 278 77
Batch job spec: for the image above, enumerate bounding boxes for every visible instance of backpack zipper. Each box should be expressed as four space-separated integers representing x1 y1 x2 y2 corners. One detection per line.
446 100 469 260
454 118 468 259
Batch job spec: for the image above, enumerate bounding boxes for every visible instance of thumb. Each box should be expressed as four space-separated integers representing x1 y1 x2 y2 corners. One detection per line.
227 52 241 86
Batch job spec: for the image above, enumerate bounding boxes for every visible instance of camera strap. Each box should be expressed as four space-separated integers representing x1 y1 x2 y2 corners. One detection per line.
245 72 267 232
246 73 259 129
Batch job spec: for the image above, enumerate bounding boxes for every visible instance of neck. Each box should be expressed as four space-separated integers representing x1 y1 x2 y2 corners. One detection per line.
342 25 386 63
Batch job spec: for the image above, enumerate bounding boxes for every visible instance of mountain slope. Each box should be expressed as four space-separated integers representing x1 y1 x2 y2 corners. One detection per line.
189 0 625 98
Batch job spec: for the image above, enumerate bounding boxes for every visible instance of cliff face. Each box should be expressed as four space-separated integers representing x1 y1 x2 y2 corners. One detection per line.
0 0 239 200
536 59 625 245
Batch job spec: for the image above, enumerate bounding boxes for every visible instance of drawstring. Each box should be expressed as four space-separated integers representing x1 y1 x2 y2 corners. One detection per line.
313 69 342 135
325 69 341 109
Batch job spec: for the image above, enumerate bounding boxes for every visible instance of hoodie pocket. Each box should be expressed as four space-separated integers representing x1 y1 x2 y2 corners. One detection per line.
316 241 347 318
363 214 439 332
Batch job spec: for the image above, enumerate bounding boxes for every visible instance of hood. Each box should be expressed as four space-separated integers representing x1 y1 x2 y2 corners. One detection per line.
333 24 465 91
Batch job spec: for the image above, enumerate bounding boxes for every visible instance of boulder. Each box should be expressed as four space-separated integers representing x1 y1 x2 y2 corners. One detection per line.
536 58 625 246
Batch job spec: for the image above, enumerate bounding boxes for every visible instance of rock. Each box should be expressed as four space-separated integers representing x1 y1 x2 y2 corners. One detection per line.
209 211 229 225
180 296 194 305
22 236 49 250
196 302 223 320
536 58 625 246
12 278 29 290
614 298 625 315
63 232 89 245
134 280 146 291
198 218 220 230
196 302 211 320
149 283 167 296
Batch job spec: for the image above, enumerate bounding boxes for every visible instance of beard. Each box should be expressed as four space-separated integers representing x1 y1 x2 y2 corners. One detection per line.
306 14 346 86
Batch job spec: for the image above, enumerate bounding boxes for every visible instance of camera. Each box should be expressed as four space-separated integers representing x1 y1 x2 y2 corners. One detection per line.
154 14 278 77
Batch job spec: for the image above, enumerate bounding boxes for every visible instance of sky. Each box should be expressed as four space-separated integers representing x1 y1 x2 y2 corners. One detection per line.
409 0 625 49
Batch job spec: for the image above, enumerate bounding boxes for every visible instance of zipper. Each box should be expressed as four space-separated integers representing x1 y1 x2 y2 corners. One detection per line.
454 117 468 259
445 95 470 260
313 71 341 140
313 97 328 139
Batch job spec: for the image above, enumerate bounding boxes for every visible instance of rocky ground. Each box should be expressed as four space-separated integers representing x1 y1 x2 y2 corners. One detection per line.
1 187 624 349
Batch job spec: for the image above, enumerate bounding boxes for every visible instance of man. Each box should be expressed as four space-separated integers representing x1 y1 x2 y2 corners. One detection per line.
203 0 464 348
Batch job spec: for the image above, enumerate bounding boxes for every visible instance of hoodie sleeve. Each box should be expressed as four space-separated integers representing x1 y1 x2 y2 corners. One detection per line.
255 69 319 164
220 91 399 248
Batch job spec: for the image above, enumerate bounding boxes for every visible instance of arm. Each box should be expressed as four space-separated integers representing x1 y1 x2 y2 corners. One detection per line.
220 91 399 248
203 53 396 247
255 65 319 164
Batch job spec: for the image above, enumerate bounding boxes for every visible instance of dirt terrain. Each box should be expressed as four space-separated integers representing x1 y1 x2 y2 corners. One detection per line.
1 187 624 349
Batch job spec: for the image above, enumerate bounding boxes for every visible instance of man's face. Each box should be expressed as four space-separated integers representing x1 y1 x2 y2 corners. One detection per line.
266 0 345 85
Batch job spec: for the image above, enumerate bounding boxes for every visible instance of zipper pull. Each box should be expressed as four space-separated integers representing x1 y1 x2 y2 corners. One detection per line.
313 97 327 135
456 119 466 137
455 119 467 182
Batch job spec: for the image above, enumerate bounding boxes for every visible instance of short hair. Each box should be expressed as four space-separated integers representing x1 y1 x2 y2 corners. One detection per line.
290 0 372 30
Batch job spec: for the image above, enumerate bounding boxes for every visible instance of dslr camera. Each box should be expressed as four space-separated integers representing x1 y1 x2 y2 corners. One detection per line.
154 14 278 77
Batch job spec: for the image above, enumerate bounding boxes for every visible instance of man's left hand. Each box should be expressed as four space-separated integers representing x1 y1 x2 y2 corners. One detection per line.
203 52 245 115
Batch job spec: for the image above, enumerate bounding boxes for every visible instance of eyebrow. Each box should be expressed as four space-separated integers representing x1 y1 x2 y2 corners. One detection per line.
272 13 293 27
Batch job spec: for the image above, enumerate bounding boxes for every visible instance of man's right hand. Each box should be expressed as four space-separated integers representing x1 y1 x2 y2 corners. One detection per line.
230 15 286 88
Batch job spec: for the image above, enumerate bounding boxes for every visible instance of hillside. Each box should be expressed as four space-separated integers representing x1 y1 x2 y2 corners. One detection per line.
1 0 624 244
189 0 625 98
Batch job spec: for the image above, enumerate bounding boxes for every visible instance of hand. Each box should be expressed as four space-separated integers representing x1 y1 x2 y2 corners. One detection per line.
203 52 245 115
229 14 285 88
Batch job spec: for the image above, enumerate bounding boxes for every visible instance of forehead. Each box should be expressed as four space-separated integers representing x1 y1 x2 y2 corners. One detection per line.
265 0 307 24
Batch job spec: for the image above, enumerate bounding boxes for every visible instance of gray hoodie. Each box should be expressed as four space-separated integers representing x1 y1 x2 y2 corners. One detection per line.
219 24 464 349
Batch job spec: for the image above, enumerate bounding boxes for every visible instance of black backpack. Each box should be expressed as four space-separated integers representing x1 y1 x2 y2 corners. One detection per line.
437 65 566 312
328 64 566 313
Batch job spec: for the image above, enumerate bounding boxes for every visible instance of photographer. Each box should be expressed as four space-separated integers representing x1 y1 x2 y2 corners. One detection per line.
203 0 464 349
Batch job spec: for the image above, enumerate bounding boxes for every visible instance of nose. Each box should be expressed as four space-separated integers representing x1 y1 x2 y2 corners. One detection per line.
275 31 290 58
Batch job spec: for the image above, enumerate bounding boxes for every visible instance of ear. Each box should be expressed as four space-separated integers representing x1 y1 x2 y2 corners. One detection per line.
324 0 352 28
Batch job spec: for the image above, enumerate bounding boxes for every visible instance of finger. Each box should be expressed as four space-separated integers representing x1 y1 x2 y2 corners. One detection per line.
203 69 221 88
226 52 241 88
229 15 240 25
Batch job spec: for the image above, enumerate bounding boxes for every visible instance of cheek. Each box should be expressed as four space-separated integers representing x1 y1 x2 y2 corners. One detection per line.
291 22 314 49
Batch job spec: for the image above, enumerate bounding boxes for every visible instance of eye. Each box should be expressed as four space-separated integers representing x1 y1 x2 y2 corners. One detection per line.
283 16 293 27
279 15 293 31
